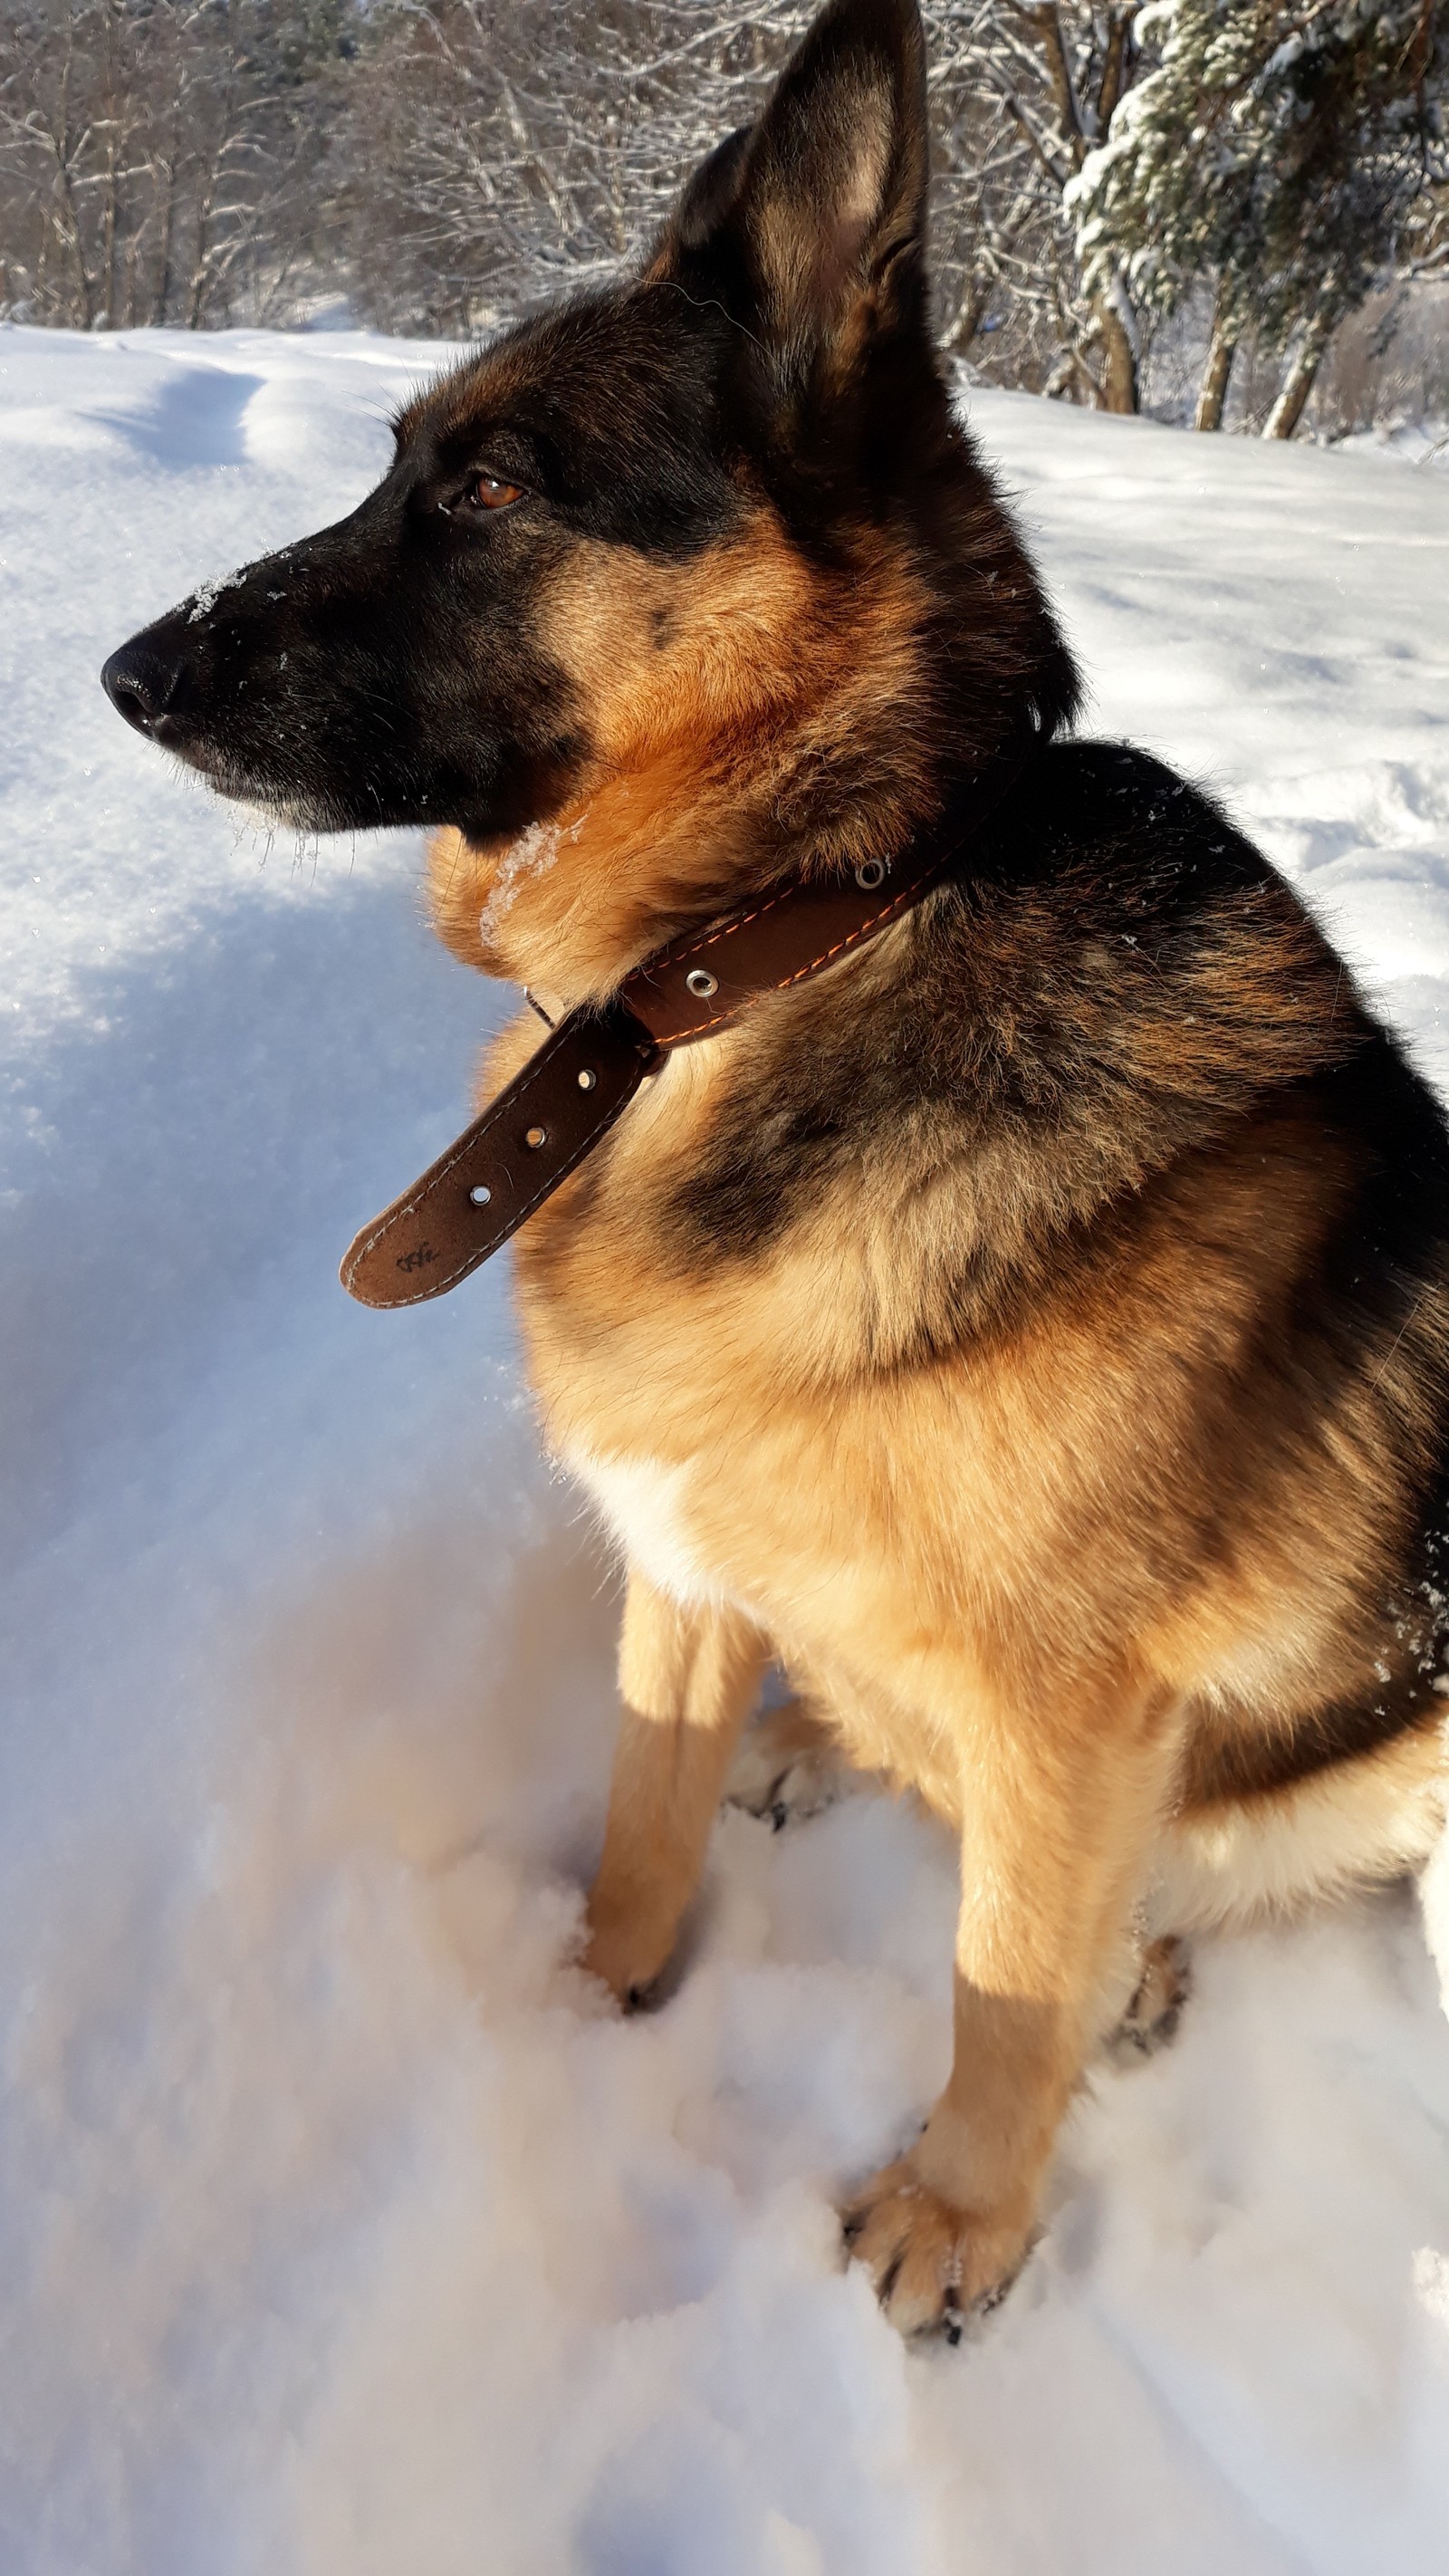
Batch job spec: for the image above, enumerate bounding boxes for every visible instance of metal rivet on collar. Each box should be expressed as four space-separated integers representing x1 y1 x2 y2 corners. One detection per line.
469 1183 492 1206
686 967 718 999
854 857 888 891
524 1124 547 1149
577 1067 597 1091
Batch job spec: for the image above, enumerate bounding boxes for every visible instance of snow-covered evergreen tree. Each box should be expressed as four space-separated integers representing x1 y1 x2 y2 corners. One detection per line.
926 2 1147 409
1069 0 1447 433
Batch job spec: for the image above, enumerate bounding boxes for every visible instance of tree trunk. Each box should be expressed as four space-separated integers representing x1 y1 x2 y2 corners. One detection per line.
1093 292 1138 413
54 191 93 326
151 156 178 325
942 287 989 353
1031 4 1086 163
47 153 94 327
53 34 93 329
1264 322 1329 440
1096 6 1136 127
100 136 119 327
1195 313 1236 431
122 225 143 330
187 177 216 328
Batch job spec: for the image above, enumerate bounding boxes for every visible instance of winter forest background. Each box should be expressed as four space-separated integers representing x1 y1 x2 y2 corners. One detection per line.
0 0 1445 439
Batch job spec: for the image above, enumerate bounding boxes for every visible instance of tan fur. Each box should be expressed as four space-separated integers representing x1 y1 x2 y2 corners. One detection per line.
428 507 1004 1010
581 1581 768 2002
1155 1722 1447 1933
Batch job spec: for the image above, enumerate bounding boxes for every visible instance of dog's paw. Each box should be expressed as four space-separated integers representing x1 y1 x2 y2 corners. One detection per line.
724 1700 855 1831
579 1907 674 2012
841 2153 1032 2343
1109 1935 1191 2060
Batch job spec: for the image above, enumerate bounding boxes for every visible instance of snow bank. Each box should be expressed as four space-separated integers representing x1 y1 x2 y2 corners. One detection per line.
2 327 1448 2575
1333 420 1449 476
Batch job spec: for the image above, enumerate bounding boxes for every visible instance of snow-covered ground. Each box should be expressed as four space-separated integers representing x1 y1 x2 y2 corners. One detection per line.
3 322 1449 2576
1335 418 1449 475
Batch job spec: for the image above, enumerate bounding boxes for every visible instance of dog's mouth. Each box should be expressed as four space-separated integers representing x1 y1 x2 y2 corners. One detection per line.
189 761 361 836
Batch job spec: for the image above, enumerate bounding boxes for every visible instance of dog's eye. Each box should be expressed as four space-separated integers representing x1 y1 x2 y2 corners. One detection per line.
465 473 523 513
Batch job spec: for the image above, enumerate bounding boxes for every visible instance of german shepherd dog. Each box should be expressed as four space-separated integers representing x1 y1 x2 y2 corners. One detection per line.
103 0 1449 2339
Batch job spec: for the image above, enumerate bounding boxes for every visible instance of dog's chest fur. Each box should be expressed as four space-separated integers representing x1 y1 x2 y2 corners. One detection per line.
561 1443 729 1610
513 1048 1339 1724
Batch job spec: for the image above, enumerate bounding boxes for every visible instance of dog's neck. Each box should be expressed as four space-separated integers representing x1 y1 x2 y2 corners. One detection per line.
437 782 945 1022
427 496 1070 1014
429 726 1017 1019
345 745 1032 1310
427 548 953 1009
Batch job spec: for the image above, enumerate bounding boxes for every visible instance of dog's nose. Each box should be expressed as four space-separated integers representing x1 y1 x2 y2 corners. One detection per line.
101 640 188 737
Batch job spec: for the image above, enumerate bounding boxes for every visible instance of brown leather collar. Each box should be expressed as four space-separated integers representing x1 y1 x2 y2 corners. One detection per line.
341 752 1022 1309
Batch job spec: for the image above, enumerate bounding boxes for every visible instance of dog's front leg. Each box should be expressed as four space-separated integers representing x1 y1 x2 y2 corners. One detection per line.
581 1568 769 2006
845 1671 1176 2337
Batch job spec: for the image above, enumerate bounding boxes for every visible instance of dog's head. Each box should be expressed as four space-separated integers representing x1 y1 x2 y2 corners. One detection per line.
101 0 1076 999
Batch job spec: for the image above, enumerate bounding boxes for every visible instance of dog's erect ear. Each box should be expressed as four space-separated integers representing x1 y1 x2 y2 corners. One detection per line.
655 0 930 370
670 124 755 255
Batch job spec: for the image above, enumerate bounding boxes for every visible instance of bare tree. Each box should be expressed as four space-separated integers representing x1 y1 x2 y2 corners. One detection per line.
925 2 1145 408
0 0 333 328
327 3 811 332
